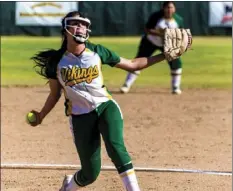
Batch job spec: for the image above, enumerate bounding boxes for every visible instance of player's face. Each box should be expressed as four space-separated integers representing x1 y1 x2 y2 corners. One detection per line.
67 20 88 37
164 3 176 18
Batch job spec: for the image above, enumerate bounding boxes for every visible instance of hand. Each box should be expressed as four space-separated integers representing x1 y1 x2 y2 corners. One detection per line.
28 110 43 127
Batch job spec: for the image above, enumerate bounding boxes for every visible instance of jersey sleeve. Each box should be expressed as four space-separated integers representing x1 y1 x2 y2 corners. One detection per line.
180 18 184 28
95 44 121 67
173 13 184 28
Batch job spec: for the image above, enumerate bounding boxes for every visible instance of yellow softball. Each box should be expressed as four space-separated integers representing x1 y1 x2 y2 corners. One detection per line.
26 112 36 123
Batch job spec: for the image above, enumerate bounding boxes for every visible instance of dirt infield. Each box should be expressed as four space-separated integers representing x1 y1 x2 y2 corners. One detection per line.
1 87 232 191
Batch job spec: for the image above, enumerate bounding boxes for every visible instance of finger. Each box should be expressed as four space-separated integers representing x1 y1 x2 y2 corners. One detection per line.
28 121 38 127
30 110 38 114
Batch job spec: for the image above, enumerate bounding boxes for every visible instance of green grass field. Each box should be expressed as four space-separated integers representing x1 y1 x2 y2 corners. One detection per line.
1 36 232 88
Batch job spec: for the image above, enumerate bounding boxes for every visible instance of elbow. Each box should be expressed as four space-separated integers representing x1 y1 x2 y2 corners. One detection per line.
55 91 62 101
49 91 61 102
127 61 138 72
118 58 145 72
129 60 145 72
133 65 142 71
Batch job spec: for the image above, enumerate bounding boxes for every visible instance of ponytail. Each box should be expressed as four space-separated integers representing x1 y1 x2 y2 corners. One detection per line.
31 36 67 79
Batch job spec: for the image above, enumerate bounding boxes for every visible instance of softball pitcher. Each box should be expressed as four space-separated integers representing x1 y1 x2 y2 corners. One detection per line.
28 11 191 191
120 1 184 94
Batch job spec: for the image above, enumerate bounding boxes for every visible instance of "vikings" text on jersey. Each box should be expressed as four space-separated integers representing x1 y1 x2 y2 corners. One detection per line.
60 65 99 86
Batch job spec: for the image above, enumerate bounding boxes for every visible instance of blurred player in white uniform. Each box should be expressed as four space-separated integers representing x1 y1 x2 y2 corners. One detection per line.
120 1 184 94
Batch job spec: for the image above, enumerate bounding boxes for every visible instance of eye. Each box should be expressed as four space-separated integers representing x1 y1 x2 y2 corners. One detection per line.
67 20 80 26
67 20 88 27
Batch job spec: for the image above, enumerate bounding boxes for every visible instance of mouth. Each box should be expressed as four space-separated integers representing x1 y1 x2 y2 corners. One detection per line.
75 28 86 36
75 32 85 38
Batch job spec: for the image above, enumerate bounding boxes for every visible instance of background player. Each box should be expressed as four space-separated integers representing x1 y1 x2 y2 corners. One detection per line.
120 1 184 94
29 11 174 191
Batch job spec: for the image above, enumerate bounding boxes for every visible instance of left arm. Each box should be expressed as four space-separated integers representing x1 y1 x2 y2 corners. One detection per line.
95 44 165 72
114 54 165 72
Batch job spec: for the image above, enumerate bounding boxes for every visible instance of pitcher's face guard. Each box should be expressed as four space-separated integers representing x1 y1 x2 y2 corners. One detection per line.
64 16 91 43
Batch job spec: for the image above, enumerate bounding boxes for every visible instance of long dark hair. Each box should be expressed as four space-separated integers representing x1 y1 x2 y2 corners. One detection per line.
31 11 81 79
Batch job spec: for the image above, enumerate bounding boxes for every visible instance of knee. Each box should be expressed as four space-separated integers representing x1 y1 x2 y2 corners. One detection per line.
77 168 100 186
169 58 182 70
171 68 182 75
134 70 141 75
128 70 141 75
105 140 131 166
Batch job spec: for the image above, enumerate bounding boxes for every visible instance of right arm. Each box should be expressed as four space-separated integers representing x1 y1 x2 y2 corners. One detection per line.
39 79 62 120
30 49 65 126
30 79 62 126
